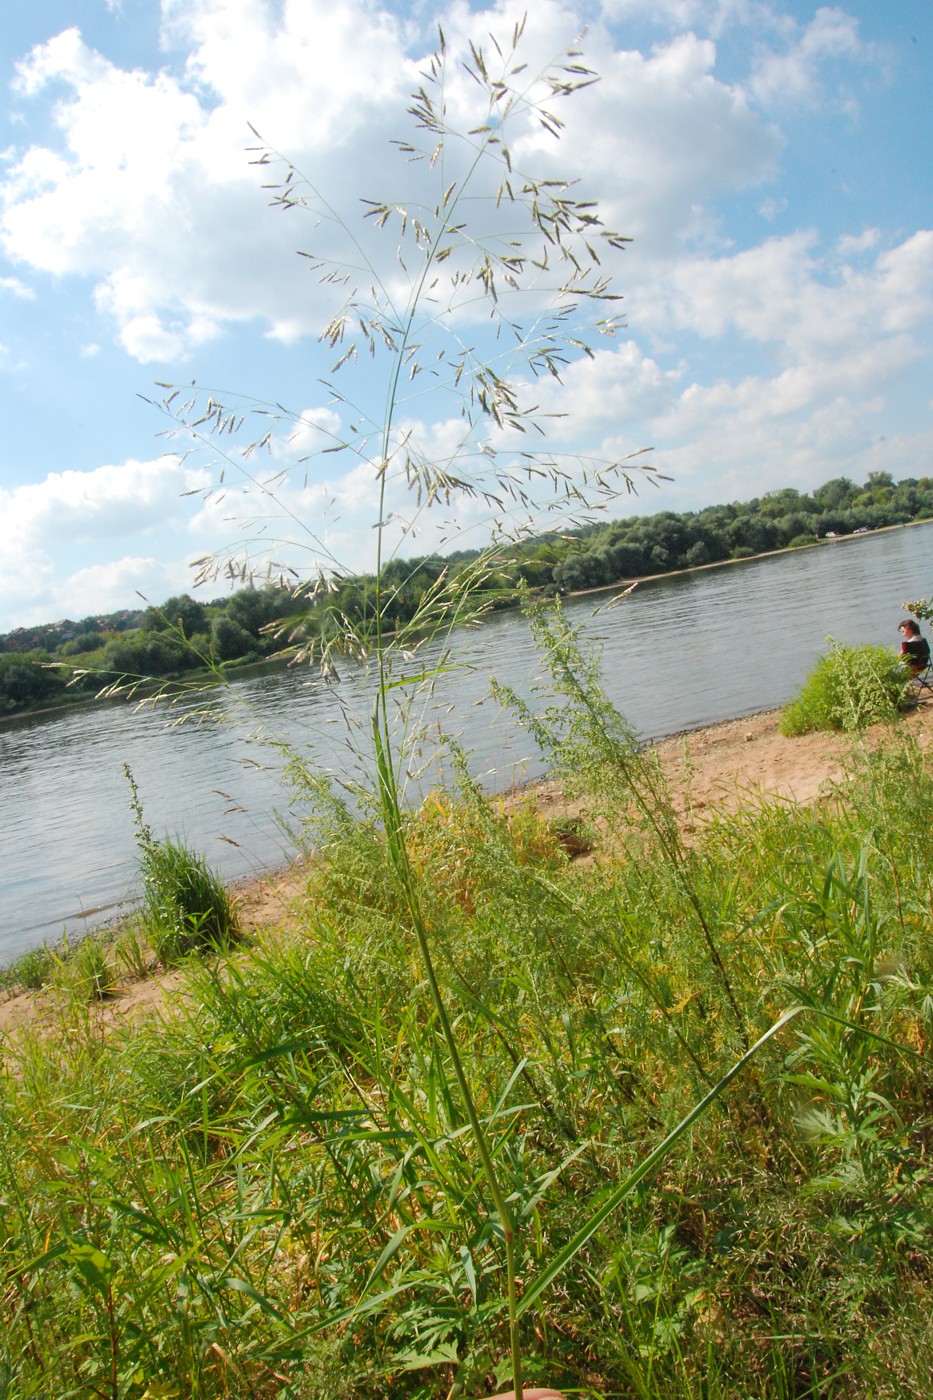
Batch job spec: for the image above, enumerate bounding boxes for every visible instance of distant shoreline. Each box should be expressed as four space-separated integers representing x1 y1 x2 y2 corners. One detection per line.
4 519 925 730
564 517 920 602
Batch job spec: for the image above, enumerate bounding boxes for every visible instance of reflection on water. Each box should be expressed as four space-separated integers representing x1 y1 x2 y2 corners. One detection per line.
3 524 932 957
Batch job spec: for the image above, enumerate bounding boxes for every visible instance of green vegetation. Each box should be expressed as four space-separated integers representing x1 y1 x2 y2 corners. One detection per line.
3 478 933 718
4 25 932 1397
1 631 932 1396
780 642 913 736
0 940 56 995
126 763 238 964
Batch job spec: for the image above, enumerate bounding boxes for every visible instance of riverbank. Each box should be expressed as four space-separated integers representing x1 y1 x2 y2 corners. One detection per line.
5 684 933 1395
5 697 932 1036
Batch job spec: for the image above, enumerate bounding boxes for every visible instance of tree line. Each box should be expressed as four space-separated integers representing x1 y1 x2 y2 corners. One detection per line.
2 471 931 716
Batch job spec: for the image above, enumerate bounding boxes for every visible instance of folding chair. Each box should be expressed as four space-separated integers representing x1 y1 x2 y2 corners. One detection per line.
910 665 933 703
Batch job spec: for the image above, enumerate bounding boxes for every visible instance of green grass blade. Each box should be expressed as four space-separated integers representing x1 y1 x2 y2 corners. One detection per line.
515 1007 804 1320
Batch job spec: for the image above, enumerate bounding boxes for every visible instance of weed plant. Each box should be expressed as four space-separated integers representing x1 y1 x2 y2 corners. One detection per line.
0 940 55 994
138 25 668 1393
1 931 127 1001
125 763 238 964
780 640 910 735
53 934 120 1002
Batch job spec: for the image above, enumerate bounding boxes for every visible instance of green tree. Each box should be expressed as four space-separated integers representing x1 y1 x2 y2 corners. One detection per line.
210 614 256 662
141 593 207 639
812 476 857 510
0 655 62 710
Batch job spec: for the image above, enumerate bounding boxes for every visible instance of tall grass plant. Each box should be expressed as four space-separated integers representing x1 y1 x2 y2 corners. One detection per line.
125 763 238 964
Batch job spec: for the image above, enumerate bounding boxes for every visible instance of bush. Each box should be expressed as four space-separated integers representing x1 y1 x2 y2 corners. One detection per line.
780 640 911 735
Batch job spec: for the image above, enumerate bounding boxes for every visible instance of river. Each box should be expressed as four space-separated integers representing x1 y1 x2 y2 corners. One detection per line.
2 524 931 960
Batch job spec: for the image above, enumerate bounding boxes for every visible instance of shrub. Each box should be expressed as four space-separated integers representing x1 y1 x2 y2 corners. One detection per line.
780 640 911 735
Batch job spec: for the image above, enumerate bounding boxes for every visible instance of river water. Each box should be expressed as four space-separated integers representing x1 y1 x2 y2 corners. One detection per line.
3 524 931 959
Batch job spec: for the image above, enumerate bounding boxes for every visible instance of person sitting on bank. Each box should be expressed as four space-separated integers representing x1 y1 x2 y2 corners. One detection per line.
898 618 931 674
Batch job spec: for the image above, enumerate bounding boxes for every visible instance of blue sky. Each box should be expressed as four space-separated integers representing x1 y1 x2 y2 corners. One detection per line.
1 0 930 632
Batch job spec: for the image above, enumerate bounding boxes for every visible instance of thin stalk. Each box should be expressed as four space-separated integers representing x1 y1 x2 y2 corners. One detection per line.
372 711 522 1397
364 64 527 1394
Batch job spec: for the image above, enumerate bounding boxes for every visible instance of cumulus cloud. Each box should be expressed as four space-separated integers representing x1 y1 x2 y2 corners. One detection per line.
3 456 210 546
600 0 770 31
504 28 783 251
0 0 791 359
503 224 933 515
61 556 188 617
0 2 418 360
635 229 933 358
0 456 221 625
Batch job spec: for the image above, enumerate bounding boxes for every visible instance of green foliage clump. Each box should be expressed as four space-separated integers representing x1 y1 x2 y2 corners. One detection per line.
780 641 911 735
125 764 237 964
3 637 933 1396
138 839 237 964
54 934 120 1002
0 940 55 993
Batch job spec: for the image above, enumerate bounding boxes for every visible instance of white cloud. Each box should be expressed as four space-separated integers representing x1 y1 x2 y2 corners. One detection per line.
634 229 933 360
836 227 880 256
0 273 33 298
514 29 783 250
600 0 774 32
61 556 187 616
0 1 790 361
1 456 210 549
268 405 343 460
748 6 875 111
494 221 933 517
0 455 230 625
